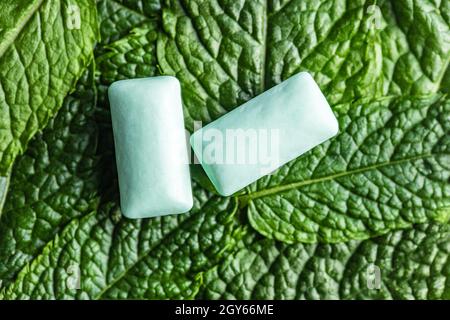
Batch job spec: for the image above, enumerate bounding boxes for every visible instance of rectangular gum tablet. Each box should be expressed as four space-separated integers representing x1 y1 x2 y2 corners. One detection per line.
108 76 193 218
190 72 339 196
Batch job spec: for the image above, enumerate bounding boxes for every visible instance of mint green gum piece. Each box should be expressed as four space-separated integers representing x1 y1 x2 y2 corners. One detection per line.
108 77 193 219
190 72 339 196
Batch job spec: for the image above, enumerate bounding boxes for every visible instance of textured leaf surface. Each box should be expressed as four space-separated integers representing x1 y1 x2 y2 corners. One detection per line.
0 67 101 281
0 194 239 299
0 174 9 213
0 3 168 287
242 95 450 243
200 223 450 300
97 0 161 46
97 25 159 86
0 0 449 301
0 0 99 176
157 0 450 130
378 0 450 95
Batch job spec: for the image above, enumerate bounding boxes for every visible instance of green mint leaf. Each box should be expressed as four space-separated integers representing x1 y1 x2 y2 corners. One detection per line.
0 174 9 214
0 0 99 176
0 66 101 281
442 65 450 94
0 16 162 284
242 95 450 243
1 0 449 300
157 0 449 130
0 195 239 299
379 0 450 95
97 0 160 46
97 24 159 85
200 223 450 299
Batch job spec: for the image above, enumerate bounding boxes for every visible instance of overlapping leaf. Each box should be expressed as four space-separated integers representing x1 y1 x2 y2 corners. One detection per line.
0 67 101 281
0 0 99 175
242 95 450 243
97 25 159 86
0 0 449 300
200 223 450 299
0 194 239 299
157 0 449 129
97 0 158 46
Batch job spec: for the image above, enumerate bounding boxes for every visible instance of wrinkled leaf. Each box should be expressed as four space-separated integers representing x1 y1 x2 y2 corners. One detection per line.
243 95 450 243
157 0 449 130
97 0 158 46
200 223 450 299
0 0 99 175
1 195 239 299
0 66 101 281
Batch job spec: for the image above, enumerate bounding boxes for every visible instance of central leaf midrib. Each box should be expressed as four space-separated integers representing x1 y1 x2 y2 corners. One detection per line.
239 153 435 203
